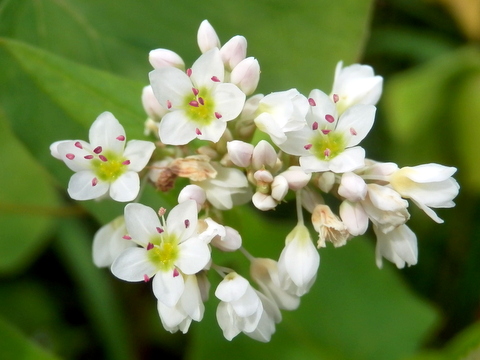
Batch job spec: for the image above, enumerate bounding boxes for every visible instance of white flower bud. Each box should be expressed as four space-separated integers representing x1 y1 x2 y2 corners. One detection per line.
317 171 336 193
142 85 167 121
197 20 221 53
149 48 185 69
338 172 367 202
230 57 260 96
178 184 207 212
271 176 289 202
211 225 242 252
220 35 247 70
339 200 369 236
254 169 274 183
252 140 277 170
227 140 254 167
279 166 311 191
252 192 277 211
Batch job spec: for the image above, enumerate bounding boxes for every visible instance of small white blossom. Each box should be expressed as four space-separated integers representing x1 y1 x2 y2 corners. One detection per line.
374 224 418 269
51 112 155 202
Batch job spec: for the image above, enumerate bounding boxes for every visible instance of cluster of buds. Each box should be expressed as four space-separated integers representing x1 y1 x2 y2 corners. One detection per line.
50 20 459 342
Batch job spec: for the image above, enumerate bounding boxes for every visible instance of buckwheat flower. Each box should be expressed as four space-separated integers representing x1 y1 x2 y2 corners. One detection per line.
311 204 350 248
149 48 185 70
278 223 319 296
157 273 205 334
230 57 261 96
197 20 221 53
111 201 211 307
149 48 246 145
389 164 459 223
278 89 376 174
330 61 383 115
254 89 309 145
215 272 263 341
374 224 418 269
51 112 155 202
219 35 247 71
92 216 135 268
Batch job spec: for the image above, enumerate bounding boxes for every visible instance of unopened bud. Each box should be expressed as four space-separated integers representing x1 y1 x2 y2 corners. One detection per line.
271 176 289 201
338 172 367 202
227 140 254 167
279 166 311 191
211 225 242 252
220 35 247 71
142 85 167 121
317 171 336 193
178 185 207 212
149 48 185 70
252 192 277 211
252 140 277 170
230 57 260 96
197 20 221 53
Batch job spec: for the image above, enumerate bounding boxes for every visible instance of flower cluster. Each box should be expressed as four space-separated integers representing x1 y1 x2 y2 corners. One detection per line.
51 20 459 342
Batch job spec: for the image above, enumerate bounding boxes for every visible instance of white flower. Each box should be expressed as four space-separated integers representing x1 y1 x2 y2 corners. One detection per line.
215 272 263 341
374 224 418 269
278 89 376 173
389 164 459 223
92 216 135 268
254 89 309 144
149 48 246 145
330 61 383 115
50 112 155 202
111 201 211 307
278 223 319 296
157 273 205 334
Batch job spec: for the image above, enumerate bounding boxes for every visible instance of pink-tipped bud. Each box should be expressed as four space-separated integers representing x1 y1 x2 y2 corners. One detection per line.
227 140 254 168
197 20 221 53
252 140 278 170
220 35 247 70
230 57 260 96
211 225 242 252
149 48 185 70
253 169 274 183
178 185 207 212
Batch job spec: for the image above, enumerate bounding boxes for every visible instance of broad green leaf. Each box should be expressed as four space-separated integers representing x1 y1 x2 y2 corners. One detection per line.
0 316 61 360
0 110 59 275
188 206 439 360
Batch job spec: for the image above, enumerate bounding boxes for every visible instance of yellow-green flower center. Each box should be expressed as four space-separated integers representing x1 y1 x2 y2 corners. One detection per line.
183 87 215 126
147 233 179 272
91 151 128 182
310 131 346 161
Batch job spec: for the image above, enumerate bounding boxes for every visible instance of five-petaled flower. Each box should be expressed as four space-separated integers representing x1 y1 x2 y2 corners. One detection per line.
50 112 155 202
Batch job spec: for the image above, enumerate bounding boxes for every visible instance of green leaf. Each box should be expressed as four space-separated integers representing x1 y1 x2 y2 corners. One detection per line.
188 206 439 360
0 110 59 275
0 316 61 360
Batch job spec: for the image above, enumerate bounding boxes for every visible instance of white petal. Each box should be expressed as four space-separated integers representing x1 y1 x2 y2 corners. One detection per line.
213 83 246 120
328 147 366 173
196 118 227 143
92 216 132 268
158 111 197 145
299 155 331 173
152 269 185 307
336 104 376 147
307 89 338 127
109 172 140 202
123 140 156 172
166 200 198 241
157 301 187 330
111 247 156 281
339 200 369 236
231 287 261 318
215 273 249 302
124 203 161 247
180 275 204 321
56 140 94 172
216 302 241 340
176 238 210 274
68 171 109 200
149 67 192 108
405 164 457 183
191 48 224 87
89 112 126 153
277 127 313 155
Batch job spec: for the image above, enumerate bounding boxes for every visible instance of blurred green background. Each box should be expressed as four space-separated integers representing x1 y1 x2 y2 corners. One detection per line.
0 0 479 359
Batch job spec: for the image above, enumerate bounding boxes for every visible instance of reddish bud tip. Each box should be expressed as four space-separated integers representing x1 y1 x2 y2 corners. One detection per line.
211 76 220 82
198 97 205 105
304 144 313 150
74 141 83 149
308 98 316 106
94 146 102 154
325 114 335 123
66 153 75 160
116 135 125 141
156 227 164 234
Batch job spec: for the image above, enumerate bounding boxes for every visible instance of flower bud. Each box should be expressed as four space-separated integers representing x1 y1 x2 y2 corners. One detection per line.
339 200 369 236
271 176 288 202
252 140 277 170
197 20 221 53
230 57 260 96
220 35 247 71
178 184 207 212
227 140 254 167
149 48 185 69
254 169 274 184
338 172 367 202
317 171 335 193
211 225 242 252
252 192 277 211
142 85 167 121
279 166 311 191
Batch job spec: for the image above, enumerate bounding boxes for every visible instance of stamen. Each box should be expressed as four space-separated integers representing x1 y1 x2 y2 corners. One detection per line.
94 146 102 154
143 274 150 282
312 122 318 130
192 87 199 96
325 114 335 123
173 268 180 277
84 155 94 160
196 128 202 135
215 112 222 119
99 155 108 162
156 227 164 234
189 100 199 107
147 242 154 251
198 97 204 105
122 160 131 165
211 76 220 82
308 98 316 106
116 135 125 141
350 127 357 136
321 129 331 135
158 207 166 216
166 100 172 109
66 153 75 160
324 148 331 157
184 219 190 228
74 141 83 149
186 68 192 77
92 177 98 186
333 94 339 103
122 235 132 240
304 144 313 150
